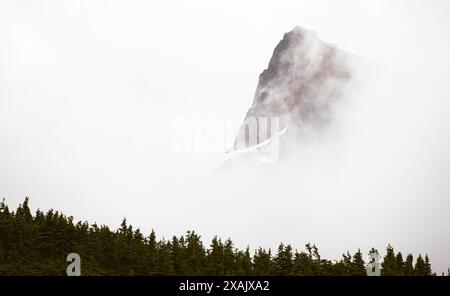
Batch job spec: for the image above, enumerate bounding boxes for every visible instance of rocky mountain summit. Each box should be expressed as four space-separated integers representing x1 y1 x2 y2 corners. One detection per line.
232 26 355 156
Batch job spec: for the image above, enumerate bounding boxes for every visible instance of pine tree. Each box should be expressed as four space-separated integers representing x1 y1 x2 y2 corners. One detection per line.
273 243 293 276
155 239 174 275
206 236 224 275
395 252 404 276
414 255 427 276
253 248 272 275
232 247 252 275
310 244 322 275
147 229 157 274
351 249 366 276
305 242 313 259
240 246 252 275
333 259 348 276
116 218 134 273
16 197 33 222
0 199 10 267
171 236 188 275
403 254 414 276
292 251 314 276
312 244 321 262
342 251 353 275
184 231 206 275
381 245 397 276
222 238 235 275
424 255 432 276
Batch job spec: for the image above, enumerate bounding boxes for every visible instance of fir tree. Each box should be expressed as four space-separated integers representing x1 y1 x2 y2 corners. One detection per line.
381 245 397 276
147 229 157 274
206 236 224 275
404 254 414 276
292 251 314 276
222 238 235 275
170 236 188 275
342 251 353 275
351 249 366 276
273 243 293 276
240 246 252 275
414 255 427 276
184 231 206 275
253 248 272 275
424 255 432 276
395 252 404 276
233 247 252 275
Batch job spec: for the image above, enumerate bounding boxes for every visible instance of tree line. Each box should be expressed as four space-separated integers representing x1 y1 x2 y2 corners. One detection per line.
0 198 441 276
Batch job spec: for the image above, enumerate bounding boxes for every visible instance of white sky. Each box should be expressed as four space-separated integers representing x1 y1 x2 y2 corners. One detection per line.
1 0 450 273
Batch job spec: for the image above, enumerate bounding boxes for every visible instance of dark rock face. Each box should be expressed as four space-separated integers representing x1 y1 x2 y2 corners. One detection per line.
233 26 353 151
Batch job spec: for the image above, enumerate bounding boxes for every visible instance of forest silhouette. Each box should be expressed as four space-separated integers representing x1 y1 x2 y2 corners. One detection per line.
0 198 437 276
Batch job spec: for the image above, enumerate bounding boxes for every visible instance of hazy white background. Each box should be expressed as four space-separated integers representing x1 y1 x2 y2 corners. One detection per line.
1 0 450 273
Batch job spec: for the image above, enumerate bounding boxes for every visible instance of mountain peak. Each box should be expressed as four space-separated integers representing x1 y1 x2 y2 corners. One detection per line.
231 26 354 157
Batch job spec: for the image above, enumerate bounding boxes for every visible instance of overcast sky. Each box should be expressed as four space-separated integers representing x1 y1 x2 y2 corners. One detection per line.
1 0 450 273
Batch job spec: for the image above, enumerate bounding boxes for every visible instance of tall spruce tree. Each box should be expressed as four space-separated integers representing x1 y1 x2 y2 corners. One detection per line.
381 245 397 276
352 249 366 276
404 254 414 276
233 247 252 275
253 248 272 275
395 252 404 276
273 243 293 276
185 231 206 275
171 236 188 275
342 251 353 275
222 238 235 275
206 236 224 275
424 255 432 276
147 229 157 274
414 255 427 276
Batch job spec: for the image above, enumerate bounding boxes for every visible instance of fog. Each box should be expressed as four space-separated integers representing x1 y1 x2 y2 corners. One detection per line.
1 0 450 273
